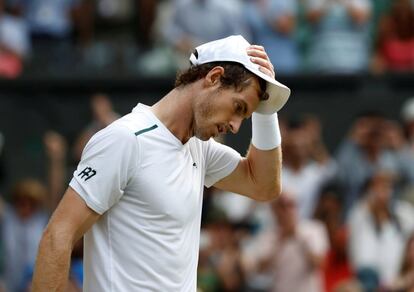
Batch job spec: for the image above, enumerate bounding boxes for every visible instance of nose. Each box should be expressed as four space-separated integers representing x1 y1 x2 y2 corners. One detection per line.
229 117 243 134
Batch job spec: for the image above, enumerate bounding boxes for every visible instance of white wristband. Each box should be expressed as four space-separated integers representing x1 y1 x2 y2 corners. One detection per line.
251 112 281 150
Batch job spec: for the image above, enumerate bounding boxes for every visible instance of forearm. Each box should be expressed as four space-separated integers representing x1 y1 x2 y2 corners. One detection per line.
246 145 282 201
248 112 282 201
32 229 73 292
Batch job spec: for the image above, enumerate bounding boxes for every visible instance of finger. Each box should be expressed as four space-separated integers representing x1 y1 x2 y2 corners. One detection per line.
258 66 275 79
248 45 265 52
250 56 275 75
247 49 274 72
247 48 270 62
247 45 269 59
249 56 271 67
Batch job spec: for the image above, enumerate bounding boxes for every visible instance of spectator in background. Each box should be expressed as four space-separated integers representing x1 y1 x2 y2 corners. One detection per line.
43 131 68 210
243 192 328 292
162 0 248 69
348 170 414 290
389 233 414 292
7 0 93 44
73 93 120 162
381 120 414 191
6 0 93 70
0 178 48 292
198 228 222 292
211 221 246 291
371 0 393 34
135 0 157 49
371 0 414 73
198 208 246 292
398 98 414 203
335 112 399 215
92 0 156 48
23 131 82 291
314 183 356 292
401 97 414 149
282 116 336 219
244 0 300 75
0 0 30 78
337 113 414 214
303 0 372 73
0 131 69 292
0 131 5 190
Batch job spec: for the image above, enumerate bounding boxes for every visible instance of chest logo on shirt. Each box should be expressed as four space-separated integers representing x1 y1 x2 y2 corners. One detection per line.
78 166 97 181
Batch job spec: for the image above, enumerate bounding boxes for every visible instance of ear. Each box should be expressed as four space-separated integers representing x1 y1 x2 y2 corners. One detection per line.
204 66 224 88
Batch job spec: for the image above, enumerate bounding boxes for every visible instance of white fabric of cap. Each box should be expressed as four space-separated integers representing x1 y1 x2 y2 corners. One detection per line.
189 35 291 114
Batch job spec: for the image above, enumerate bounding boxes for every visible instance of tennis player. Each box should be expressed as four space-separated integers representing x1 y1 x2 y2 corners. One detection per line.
32 35 291 292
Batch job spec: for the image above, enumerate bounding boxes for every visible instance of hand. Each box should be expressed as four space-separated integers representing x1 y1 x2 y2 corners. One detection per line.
247 45 275 79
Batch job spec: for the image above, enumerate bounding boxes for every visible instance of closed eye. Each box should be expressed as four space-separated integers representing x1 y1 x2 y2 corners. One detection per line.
234 101 247 116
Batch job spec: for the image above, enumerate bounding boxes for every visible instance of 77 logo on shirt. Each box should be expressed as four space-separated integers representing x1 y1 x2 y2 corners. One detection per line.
78 166 97 181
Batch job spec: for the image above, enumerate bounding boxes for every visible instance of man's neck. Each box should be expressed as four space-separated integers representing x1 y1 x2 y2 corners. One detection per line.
151 86 195 144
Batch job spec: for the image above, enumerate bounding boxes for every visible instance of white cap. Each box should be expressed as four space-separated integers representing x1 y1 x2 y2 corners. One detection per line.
189 35 291 114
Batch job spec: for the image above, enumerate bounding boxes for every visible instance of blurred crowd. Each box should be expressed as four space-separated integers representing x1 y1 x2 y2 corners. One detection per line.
200 95 414 292
1 93 414 292
0 0 413 78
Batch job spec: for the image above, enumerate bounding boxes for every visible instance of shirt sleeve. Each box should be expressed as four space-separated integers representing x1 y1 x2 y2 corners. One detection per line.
204 138 241 188
69 124 139 215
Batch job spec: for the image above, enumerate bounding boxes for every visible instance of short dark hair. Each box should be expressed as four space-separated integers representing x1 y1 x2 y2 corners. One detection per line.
175 62 269 101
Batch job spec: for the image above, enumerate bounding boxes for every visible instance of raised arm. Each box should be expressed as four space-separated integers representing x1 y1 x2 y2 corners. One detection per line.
214 46 283 201
215 144 281 202
32 187 100 292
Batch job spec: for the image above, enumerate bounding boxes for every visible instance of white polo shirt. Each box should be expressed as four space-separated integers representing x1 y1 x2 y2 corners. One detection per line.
69 103 241 292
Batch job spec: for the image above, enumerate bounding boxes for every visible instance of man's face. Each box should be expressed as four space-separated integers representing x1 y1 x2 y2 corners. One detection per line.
192 77 262 140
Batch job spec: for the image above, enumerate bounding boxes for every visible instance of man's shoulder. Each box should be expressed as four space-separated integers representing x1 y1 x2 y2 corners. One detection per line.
111 109 156 137
85 118 142 152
